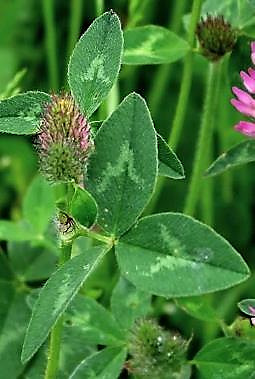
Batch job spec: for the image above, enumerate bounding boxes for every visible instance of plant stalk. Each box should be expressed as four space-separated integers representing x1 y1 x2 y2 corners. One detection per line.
42 0 59 90
67 0 83 62
184 62 220 216
44 240 72 379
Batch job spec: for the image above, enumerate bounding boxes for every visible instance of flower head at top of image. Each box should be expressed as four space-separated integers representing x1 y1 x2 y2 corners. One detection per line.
231 42 255 137
37 93 92 184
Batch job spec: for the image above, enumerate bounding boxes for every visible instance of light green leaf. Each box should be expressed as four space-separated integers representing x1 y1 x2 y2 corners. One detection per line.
23 175 55 235
0 281 30 379
111 276 151 330
70 185 97 228
176 296 220 323
206 140 255 177
193 337 255 378
238 298 255 317
70 347 127 379
87 93 157 237
68 11 123 117
0 91 50 134
8 241 56 281
0 220 35 242
157 133 185 179
65 295 125 345
21 246 108 363
116 213 250 297
123 25 189 65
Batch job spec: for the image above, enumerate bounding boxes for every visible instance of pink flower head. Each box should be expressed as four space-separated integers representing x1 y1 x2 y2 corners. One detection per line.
37 94 91 183
231 42 255 137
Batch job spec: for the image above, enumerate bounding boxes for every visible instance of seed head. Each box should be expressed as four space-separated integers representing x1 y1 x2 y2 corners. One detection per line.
196 14 237 61
37 93 91 183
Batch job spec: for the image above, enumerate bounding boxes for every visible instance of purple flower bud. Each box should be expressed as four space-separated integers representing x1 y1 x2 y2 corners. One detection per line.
37 94 91 183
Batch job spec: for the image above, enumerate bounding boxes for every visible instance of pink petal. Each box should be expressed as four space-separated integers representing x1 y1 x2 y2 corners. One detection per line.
234 121 255 137
249 305 255 315
231 98 255 117
240 71 255 93
248 67 255 80
232 86 255 106
251 42 255 65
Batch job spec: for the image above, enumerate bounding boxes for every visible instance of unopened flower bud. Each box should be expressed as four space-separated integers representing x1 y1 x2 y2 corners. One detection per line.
127 319 189 378
37 94 91 183
196 14 237 61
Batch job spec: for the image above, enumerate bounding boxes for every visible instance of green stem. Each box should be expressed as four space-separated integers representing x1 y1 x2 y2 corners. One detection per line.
44 240 72 379
168 0 202 149
148 1 186 115
184 62 220 216
200 60 223 225
95 0 104 16
67 0 83 62
42 0 59 90
78 226 113 245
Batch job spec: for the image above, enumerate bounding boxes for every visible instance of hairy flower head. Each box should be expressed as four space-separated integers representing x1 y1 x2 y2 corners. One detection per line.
231 42 255 137
127 319 188 378
196 14 237 61
37 93 91 183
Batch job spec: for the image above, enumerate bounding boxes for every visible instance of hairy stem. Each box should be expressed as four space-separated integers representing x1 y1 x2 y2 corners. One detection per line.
67 0 83 61
42 0 59 90
184 62 220 216
44 240 72 379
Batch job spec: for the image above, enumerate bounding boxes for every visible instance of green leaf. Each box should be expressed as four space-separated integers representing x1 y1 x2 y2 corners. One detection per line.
8 241 57 281
0 91 50 134
0 220 35 242
206 140 255 177
21 246 108 363
70 185 97 228
68 11 123 117
0 281 31 379
23 175 55 235
193 337 255 378
157 133 185 179
65 295 125 345
70 347 127 379
238 298 255 317
87 93 157 237
176 296 220 323
123 25 189 65
116 213 250 297
111 276 151 330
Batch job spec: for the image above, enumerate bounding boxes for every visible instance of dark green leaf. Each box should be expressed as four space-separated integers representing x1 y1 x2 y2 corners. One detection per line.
123 25 189 65
116 213 250 297
8 241 57 281
238 298 255 317
21 246 108 363
68 11 123 117
70 185 97 228
66 295 125 345
176 296 220 322
87 93 157 237
194 337 255 379
70 347 127 379
0 91 50 134
111 276 151 330
0 281 30 379
206 140 255 177
157 133 185 179
23 175 55 235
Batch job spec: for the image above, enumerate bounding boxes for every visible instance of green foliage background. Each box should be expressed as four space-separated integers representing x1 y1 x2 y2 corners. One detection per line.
1 0 255 378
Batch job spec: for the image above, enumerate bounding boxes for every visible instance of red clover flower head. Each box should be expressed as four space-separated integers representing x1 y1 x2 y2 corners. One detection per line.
231 42 255 137
37 93 91 183
196 14 237 61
